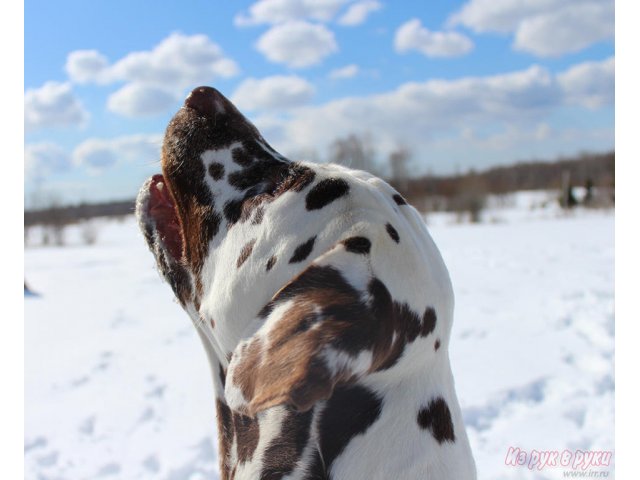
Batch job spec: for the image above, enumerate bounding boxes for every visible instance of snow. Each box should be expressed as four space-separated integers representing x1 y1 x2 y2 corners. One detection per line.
24 192 615 479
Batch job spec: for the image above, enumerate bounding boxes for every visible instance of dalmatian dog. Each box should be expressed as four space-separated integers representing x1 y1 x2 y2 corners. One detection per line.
136 86 476 480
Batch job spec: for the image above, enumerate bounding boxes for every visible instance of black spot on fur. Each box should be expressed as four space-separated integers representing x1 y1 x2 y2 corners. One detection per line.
260 408 314 480
367 278 431 371
343 236 371 254
266 255 277 272
386 223 400 243
289 236 316 263
305 178 350 211
219 364 227 388
224 199 243 225
317 385 382 469
422 307 437 336
417 397 456 444
232 147 253 167
393 194 407 205
303 450 328 480
434 339 441 351
228 161 275 191
208 162 225 180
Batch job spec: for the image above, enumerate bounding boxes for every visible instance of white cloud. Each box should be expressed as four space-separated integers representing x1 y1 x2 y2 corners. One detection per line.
513 2 614 57
249 58 613 169
337 0 382 26
256 21 338 68
274 64 560 152
25 143 72 180
235 0 349 26
394 19 473 58
424 124 613 169
73 139 118 171
448 0 559 33
65 33 239 118
106 33 239 87
24 81 90 132
558 56 615 109
65 50 110 84
231 75 315 111
107 84 179 117
329 64 360 80
72 134 162 172
449 0 614 57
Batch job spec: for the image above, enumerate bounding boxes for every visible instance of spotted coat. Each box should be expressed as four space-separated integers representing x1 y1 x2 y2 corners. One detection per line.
136 87 476 480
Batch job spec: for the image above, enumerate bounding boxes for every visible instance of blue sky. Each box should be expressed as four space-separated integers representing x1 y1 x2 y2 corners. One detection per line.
24 0 614 205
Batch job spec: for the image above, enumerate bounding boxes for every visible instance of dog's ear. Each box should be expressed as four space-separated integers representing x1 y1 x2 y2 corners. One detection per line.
224 244 437 416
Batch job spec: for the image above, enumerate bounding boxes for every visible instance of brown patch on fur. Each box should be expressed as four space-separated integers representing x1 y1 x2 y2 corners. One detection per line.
231 263 439 416
232 266 369 414
237 239 257 268
233 412 260 463
231 339 264 411
192 275 204 310
239 194 270 224
274 164 316 195
216 399 234 480
252 206 265 225
169 182 220 274
233 328 335 415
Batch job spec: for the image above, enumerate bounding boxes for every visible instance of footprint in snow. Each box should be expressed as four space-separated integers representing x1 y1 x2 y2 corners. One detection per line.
24 436 47 452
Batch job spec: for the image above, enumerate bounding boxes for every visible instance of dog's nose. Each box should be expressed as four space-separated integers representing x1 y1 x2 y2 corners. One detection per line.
184 86 221 116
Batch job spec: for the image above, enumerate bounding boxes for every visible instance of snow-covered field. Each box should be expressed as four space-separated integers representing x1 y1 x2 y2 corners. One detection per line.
24 192 615 480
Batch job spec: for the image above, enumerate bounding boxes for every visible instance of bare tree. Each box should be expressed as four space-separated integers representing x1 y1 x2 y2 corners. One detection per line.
329 133 379 175
38 194 68 246
389 145 411 193
449 169 488 223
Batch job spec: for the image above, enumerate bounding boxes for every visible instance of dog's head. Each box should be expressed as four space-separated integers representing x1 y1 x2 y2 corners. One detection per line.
137 87 291 320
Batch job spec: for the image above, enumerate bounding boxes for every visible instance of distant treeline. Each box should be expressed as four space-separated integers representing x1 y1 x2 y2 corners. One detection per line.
25 200 135 227
24 150 614 227
391 151 614 211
